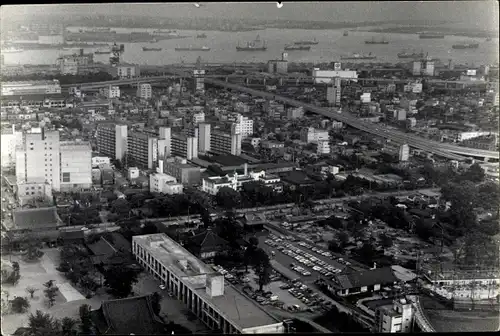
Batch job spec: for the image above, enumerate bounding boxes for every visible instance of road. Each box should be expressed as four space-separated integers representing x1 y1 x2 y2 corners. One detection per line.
203 77 499 160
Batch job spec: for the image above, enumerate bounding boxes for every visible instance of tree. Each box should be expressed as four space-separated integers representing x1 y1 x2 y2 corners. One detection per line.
379 234 393 248
103 266 140 298
10 296 30 313
79 275 100 295
28 310 61 336
25 244 44 262
337 231 350 248
43 280 59 308
356 242 377 265
215 187 241 210
142 221 159 235
252 248 272 291
79 304 93 335
459 163 485 182
5 261 21 285
61 317 78 336
26 286 38 299
151 292 162 316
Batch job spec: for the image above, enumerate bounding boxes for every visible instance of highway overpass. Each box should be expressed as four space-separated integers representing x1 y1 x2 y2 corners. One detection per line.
203 77 499 160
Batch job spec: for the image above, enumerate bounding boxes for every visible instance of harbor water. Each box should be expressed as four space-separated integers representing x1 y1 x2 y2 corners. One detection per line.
2 28 499 66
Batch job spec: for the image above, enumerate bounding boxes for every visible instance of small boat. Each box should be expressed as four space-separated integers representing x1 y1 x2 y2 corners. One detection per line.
1 46 24 53
94 49 111 54
343 31 349 36
236 36 267 51
486 37 492 41
452 43 479 49
175 46 211 51
142 47 162 51
196 33 207 38
340 52 376 60
293 38 319 45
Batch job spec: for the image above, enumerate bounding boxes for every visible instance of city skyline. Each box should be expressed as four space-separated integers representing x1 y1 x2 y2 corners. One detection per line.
1 2 499 31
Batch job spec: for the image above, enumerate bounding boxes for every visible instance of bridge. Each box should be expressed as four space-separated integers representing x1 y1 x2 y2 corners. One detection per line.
412 297 436 332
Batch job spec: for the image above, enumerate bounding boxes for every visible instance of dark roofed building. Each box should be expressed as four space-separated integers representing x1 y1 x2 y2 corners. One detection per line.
185 228 228 262
281 170 315 188
9 207 62 243
86 234 132 267
91 295 168 335
328 267 398 297
237 213 267 231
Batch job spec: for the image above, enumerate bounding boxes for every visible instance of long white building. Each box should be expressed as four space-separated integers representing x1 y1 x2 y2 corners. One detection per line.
1 80 62 96
132 233 285 333
1 125 23 168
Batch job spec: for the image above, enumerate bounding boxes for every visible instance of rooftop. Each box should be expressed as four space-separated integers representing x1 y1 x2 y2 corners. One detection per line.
332 267 397 290
133 234 281 330
12 207 61 230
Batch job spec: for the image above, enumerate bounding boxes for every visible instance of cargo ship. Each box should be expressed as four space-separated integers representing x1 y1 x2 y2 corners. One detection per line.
142 46 163 51
397 49 425 59
236 36 267 51
452 43 479 49
293 38 319 45
284 45 311 51
175 46 211 51
196 33 207 38
419 33 445 39
94 49 111 54
365 36 389 44
340 52 376 60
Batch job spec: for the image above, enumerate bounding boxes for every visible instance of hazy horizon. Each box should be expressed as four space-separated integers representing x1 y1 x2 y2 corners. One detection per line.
1 2 499 31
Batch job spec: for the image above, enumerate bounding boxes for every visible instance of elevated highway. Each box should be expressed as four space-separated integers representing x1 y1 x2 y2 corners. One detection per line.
203 77 499 160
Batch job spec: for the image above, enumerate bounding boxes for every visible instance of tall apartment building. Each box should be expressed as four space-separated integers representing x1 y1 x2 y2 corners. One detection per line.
198 123 211 154
300 127 329 144
127 131 158 169
1 125 23 168
326 77 341 106
59 141 92 191
210 126 242 156
234 114 254 138
158 126 172 159
137 83 152 100
171 133 198 160
132 234 285 333
2 80 62 96
16 129 61 191
96 124 128 161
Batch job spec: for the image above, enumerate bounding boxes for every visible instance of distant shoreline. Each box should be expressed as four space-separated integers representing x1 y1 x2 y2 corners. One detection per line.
359 26 499 39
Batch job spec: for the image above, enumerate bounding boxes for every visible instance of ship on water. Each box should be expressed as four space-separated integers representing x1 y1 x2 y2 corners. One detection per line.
452 43 479 49
94 49 111 54
486 37 492 41
142 47 163 51
365 36 389 44
284 45 311 51
397 49 425 59
419 33 445 39
196 33 207 38
343 31 349 36
236 35 267 51
175 46 211 51
340 52 376 60
1 46 24 53
293 38 319 45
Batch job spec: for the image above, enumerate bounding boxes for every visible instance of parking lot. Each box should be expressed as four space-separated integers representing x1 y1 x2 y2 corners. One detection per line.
258 231 356 287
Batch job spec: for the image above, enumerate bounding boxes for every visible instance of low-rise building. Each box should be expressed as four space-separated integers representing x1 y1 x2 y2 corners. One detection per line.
327 267 398 297
132 233 285 333
375 297 415 333
91 156 111 168
149 173 183 195
162 156 201 185
202 168 281 196
16 178 53 206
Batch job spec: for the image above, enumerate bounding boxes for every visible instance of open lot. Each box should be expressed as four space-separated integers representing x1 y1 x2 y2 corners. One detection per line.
1 249 95 335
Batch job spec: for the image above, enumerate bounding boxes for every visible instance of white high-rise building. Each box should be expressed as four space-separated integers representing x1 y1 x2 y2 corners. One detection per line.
60 141 92 191
1 125 23 168
198 123 211 154
16 129 61 191
234 114 254 138
137 83 152 100
316 140 331 155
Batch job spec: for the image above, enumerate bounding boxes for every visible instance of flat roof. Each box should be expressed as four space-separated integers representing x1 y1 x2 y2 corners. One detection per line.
133 234 280 329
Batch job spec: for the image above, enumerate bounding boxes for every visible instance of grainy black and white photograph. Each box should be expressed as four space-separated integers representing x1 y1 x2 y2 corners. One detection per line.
0 2 499 335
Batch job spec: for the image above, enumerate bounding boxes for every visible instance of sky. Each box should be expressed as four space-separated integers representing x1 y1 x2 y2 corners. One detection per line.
1 2 498 30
